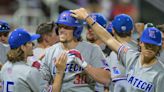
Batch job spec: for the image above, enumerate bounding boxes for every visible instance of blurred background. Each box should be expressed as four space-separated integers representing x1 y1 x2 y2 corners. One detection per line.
0 0 164 33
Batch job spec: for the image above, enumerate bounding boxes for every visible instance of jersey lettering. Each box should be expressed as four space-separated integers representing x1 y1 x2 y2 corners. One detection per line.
127 75 154 92
65 63 84 72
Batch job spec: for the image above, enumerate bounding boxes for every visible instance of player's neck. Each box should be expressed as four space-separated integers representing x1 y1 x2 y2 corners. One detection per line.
62 40 79 50
37 42 49 49
140 55 157 67
115 36 131 44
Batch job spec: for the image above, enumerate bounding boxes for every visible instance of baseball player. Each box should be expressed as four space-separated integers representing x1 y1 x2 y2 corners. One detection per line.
71 8 164 92
0 28 41 92
0 20 10 68
106 14 138 92
86 13 111 92
33 21 59 60
40 10 110 92
86 13 112 57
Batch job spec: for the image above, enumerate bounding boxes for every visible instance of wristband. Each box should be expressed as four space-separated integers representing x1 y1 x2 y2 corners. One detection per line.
84 15 90 21
91 21 96 26
81 61 88 68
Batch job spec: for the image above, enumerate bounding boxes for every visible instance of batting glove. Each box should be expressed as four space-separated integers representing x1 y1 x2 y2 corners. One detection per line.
68 49 88 68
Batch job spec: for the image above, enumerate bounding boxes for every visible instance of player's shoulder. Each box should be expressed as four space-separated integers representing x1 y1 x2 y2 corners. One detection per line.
1 61 11 71
79 41 100 49
45 42 62 53
17 62 40 77
155 61 164 72
155 63 164 80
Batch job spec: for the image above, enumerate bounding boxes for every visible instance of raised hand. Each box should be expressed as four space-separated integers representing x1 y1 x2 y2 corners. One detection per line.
70 8 89 20
135 23 145 37
55 51 68 73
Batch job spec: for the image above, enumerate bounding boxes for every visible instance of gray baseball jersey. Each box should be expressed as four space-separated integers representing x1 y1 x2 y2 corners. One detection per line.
0 61 41 92
118 45 164 92
33 47 46 60
0 42 10 64
107 41 138 81
157 49 164 67
40 41 107 92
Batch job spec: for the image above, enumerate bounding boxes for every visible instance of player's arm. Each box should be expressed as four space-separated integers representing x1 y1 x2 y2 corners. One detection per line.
71 8 122 53
85 65 110 85
68 49 110 85
52 52 67 92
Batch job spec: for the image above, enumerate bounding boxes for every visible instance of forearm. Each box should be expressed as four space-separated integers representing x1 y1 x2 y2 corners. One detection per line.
86 17 121 53
52 72 64 92
84 65 111 85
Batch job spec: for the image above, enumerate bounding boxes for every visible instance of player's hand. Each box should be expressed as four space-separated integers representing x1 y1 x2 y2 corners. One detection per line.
70 8 89 20
135 23 145 37
55 51 67 73
68 49 88 68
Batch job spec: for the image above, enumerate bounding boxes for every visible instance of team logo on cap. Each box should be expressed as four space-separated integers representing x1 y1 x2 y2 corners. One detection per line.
149 29 156 38
121 26 127 31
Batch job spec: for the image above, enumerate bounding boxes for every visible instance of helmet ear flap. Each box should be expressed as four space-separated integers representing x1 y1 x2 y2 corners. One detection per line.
73 26 83 39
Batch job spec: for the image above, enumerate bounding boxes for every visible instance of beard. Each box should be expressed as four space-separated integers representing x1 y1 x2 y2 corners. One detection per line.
141 51 156 63
86 36 97 43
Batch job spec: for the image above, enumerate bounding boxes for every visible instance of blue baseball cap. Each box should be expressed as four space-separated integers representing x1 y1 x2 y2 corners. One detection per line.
8 28 40 49
0 20 10 32
106 22 113 33
112 14 133 33
90 13 107 28
140 27 162 46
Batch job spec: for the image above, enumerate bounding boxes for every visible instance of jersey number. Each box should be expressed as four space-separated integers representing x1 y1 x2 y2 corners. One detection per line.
74 74 87 84
2 81 14 92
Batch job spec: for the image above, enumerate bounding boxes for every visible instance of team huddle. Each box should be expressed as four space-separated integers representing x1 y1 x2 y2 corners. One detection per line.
0 8 164 92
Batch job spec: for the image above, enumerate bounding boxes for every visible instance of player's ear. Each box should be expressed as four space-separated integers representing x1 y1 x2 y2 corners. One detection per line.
139 42 145 49
20 45 26 52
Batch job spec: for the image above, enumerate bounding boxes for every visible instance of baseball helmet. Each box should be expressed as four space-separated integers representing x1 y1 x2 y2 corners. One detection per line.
90 13 107 28
8 28 40 49
56 10 83 39
112 14 133 33
140 27 162 46
0 20 10 32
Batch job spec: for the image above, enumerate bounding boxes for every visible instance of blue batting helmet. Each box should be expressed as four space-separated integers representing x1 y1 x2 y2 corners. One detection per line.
0 20 10 32
56 10 83 39
90 13 107 28
140 27 162 46
112 14 133 33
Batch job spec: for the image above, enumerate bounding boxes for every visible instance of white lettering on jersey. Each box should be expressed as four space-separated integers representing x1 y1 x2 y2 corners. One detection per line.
127 75 154 92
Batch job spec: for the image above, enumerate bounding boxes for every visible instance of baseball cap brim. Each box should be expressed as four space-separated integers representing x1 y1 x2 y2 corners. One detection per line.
30 34 40 42
140 38 162 46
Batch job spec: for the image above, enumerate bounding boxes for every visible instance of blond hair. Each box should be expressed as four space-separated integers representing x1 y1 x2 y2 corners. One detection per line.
7 47 25 63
